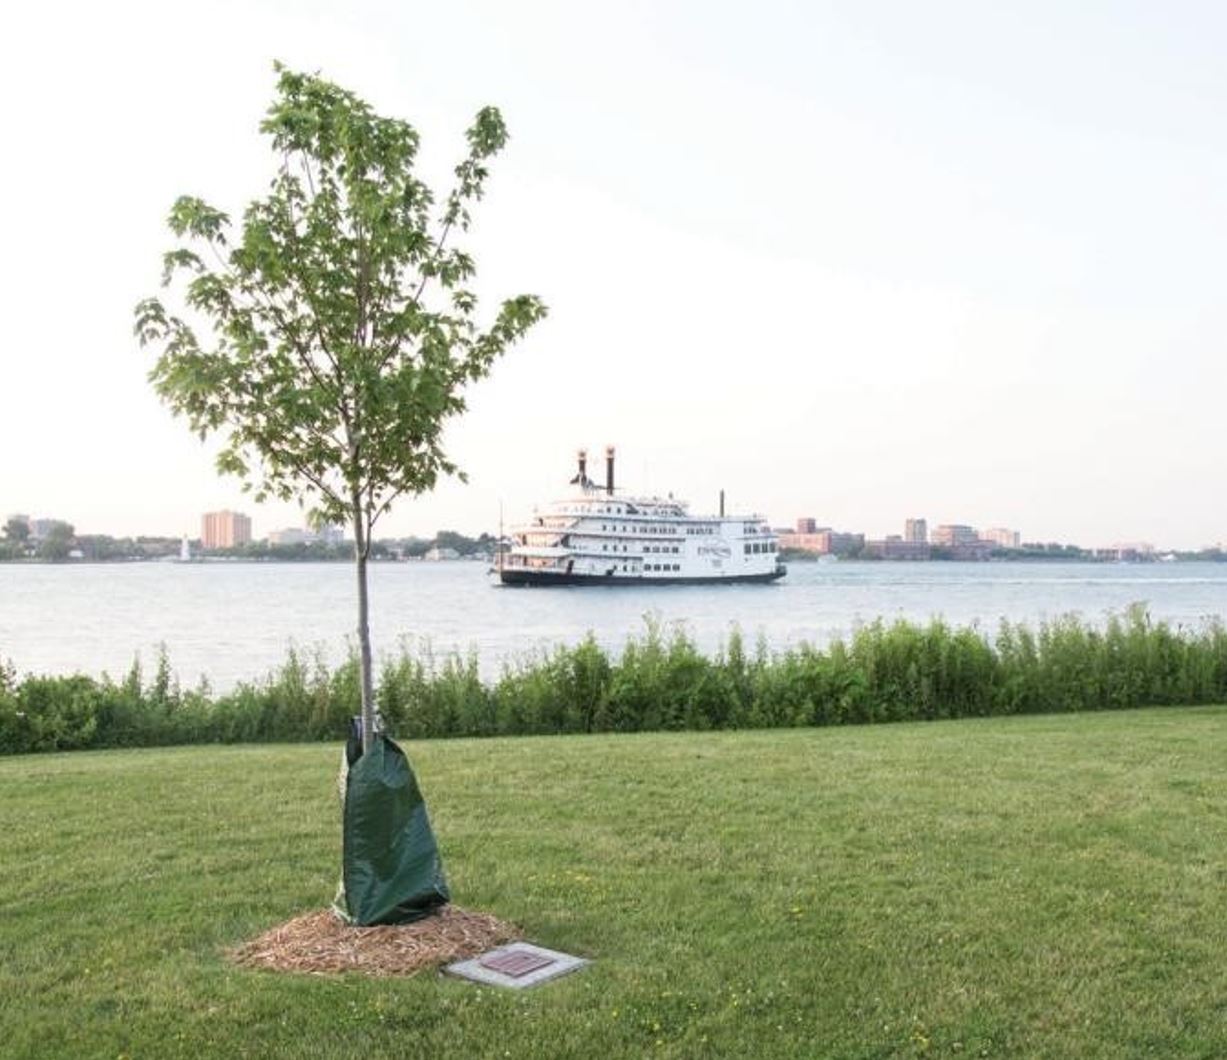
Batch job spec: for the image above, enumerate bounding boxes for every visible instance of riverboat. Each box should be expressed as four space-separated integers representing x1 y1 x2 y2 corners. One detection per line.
498 447 786 586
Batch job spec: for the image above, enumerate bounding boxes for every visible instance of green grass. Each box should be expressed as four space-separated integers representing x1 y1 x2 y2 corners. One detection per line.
2 708 1226 1059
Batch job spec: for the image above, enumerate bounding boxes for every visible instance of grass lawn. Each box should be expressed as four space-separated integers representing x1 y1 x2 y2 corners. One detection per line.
2 708 1226 1059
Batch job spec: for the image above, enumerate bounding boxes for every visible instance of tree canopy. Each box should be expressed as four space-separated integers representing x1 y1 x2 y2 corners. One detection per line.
3 517 29 544
135 65 547 745
135 64 546 544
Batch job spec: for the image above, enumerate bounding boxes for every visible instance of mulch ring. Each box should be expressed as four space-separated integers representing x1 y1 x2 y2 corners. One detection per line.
230 905 519 977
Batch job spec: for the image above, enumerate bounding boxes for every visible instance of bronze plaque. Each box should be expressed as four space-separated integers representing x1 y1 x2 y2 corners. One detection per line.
478 951 558 978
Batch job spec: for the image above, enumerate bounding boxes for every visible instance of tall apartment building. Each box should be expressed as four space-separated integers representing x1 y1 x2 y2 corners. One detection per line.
201 510 252 549
796 517 818 534
904 518 928 544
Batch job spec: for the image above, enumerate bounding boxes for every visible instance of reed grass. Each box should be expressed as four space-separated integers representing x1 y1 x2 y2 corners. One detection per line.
4 604 1227 754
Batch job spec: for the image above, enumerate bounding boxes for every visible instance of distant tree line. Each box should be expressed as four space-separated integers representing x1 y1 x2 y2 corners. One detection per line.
1 519 81 562
3 606 1226 754
201 529 496 561
0 526 496 563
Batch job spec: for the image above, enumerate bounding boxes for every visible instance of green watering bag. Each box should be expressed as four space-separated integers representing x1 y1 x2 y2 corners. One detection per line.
334 730 450 926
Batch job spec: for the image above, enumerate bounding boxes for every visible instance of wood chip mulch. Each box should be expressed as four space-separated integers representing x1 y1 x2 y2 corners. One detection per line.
229 905 519 977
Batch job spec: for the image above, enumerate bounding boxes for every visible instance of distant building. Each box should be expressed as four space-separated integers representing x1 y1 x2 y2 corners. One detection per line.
866 535 930 561
931 524 980 548
953 542 993 560
826 531 865 556
777 531 829 553
201 510 252 549
267 522 345 546
1101 542 1155 562
424 546 460 561
796 517 819 534
904 518 928 544
267 527 311 546
778 528 864 555
982 527 1021 550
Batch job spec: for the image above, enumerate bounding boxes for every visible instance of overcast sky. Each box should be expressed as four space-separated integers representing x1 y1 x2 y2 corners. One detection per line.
2 1 1224 548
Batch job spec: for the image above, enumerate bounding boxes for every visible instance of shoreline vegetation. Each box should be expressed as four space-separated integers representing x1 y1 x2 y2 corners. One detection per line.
3 606 1226 755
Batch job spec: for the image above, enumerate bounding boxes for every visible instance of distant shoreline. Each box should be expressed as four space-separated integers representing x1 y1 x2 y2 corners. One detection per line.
4 554 1226 566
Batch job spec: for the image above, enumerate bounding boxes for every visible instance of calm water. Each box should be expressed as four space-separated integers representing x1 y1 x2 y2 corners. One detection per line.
2 560 1226 690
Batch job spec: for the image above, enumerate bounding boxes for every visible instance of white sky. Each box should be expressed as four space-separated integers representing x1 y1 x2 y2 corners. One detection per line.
1 1 1225 548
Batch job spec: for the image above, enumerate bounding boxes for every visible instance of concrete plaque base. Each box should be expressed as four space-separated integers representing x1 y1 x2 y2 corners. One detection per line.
446 942 589 989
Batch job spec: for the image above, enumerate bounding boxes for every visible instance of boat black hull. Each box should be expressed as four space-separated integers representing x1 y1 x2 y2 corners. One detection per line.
498 567 786 587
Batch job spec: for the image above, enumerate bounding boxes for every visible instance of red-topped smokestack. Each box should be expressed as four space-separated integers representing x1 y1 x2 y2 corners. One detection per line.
605 445 615 495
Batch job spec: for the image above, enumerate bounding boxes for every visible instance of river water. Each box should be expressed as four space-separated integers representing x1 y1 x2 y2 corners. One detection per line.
2 560 1226 689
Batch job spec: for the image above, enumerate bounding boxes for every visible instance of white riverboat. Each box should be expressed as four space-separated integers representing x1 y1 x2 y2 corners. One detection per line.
498 447 786 586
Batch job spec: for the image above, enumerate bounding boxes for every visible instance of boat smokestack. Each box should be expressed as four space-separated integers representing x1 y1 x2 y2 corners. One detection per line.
577 448 588 481
719 489 725 517
605 445 615 495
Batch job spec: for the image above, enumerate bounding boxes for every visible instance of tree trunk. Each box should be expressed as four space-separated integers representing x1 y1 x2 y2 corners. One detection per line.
352 505 376 754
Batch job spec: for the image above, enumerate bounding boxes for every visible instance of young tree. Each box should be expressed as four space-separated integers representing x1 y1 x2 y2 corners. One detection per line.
135 66 546 751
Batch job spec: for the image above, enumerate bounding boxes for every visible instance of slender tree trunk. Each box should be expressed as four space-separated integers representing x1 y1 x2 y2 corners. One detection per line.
352 502 376 754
